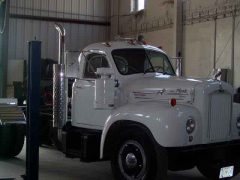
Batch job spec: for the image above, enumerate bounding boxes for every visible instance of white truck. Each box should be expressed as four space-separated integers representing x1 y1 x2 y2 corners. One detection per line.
52 24 240 180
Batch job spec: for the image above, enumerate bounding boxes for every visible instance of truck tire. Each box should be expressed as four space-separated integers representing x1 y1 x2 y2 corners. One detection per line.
197 159 240 180
0 125 13 157
9 124 25 157
0 124 25 158
111 126 167 180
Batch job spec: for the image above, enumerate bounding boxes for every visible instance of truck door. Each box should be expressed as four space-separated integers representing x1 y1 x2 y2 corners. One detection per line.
72 52 113 130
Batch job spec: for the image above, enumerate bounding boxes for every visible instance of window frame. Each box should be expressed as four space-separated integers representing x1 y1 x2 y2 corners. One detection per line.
111 48 176 76
146 50 175 75
131 0 145 13
83 52 110 79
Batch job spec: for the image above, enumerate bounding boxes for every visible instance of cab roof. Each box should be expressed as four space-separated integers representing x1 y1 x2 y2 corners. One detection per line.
83 41 167 55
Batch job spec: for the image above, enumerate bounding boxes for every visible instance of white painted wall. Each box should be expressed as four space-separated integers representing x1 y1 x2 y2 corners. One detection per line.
234 16 240 88
183 21 214 78
111 0 240 88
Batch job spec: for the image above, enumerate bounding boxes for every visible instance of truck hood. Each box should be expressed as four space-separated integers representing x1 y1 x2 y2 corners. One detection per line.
124 74 218 103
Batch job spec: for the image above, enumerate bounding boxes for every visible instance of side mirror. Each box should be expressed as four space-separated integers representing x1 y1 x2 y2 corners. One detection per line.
96 68 114 79
66 51 81 79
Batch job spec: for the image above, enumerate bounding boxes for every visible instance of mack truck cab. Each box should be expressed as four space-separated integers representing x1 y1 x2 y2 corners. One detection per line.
52 24 240 180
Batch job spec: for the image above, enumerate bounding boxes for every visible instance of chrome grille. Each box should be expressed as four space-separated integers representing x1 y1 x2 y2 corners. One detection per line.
208 92 232 141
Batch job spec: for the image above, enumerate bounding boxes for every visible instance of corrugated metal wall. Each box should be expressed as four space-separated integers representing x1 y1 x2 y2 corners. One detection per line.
10 0 110 21
8 0 111 60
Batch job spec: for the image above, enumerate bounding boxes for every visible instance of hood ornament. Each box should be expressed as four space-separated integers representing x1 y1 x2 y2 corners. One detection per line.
156 89 166 95
213 69 221 80
213 69 224 92
219 81 224 93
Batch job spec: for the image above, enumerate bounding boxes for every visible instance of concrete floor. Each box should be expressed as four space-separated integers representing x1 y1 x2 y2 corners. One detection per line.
0 142 239 180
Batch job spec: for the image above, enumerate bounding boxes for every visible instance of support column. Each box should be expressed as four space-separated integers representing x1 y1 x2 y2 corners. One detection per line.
173 0 183 57
173 0 183 76
0 0 10 97
231 15 235 87
213 18 217 70
23 41 41 180
110 0 119 39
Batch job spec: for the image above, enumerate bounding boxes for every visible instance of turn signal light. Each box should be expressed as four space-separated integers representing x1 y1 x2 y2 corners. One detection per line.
127 40 136 45
169 98 177 107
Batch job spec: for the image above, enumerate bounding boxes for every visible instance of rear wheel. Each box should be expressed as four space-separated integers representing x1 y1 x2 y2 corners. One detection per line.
0 124 25 158
9 124 25 157
111 126 167 180
0 125 12 157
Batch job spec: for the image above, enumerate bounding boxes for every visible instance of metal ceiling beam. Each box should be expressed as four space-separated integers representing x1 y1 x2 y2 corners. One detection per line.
10 14 111 26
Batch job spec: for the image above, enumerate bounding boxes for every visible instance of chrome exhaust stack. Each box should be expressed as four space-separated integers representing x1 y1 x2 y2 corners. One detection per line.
55 23 66 64
53 23 67 142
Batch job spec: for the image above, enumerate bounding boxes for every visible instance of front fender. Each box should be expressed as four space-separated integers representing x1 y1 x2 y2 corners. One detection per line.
100 101 202 159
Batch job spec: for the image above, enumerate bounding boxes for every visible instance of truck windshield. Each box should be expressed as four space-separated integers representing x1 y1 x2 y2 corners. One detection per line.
112 49 175 75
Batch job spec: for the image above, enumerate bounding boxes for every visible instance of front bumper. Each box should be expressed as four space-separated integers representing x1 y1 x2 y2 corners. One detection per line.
167 140 240 171
167 140 240 153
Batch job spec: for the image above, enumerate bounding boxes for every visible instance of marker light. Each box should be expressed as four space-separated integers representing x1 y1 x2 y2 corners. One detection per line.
143 40 147 45
158 46 163 49
103 42 111 47
169 98 177 107
127 40 136 45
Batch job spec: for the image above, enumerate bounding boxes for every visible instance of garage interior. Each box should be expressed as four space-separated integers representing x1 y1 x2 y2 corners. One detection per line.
0 0 240 180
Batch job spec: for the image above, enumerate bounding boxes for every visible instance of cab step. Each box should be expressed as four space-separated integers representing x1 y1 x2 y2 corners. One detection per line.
62 127 102 162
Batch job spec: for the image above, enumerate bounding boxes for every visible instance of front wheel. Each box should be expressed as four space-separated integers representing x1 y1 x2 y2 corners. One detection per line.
111 126 167 180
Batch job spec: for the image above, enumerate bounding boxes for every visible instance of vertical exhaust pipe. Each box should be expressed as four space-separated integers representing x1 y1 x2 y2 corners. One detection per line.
55 23 66 64
53 23 67 142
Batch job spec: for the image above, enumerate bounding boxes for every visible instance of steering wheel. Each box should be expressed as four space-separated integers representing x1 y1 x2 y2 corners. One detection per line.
115 57 138 74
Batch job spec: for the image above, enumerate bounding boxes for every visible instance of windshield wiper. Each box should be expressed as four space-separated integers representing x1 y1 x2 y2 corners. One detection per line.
162 71 171 75
144 66 163 74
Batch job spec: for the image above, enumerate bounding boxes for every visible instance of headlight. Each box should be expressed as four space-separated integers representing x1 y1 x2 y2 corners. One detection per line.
236 115 240 129
186 118 196 134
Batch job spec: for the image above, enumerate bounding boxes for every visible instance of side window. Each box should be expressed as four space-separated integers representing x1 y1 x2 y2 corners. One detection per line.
84 53 109 79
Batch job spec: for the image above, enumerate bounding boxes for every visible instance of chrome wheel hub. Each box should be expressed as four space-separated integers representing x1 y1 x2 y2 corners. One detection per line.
126 153 138 169
118 140 146 180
